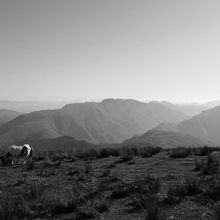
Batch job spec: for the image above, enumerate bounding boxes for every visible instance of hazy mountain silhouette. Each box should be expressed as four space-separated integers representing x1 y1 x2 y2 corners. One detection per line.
122 129 207 148
0 101 80 113
205 100 220 108
0 99 188 147
178 105 220 145
0 109 20 127
149 101 208 117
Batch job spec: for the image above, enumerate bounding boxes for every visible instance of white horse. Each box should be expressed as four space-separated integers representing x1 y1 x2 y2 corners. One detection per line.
3 144 33 165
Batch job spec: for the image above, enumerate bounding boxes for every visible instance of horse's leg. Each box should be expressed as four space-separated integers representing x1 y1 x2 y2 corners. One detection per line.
23 158 27 165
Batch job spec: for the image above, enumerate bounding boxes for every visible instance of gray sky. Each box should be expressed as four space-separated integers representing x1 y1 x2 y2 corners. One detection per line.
1 0 220 102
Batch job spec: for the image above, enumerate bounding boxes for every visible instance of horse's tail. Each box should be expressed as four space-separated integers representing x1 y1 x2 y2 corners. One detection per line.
0 156 6 166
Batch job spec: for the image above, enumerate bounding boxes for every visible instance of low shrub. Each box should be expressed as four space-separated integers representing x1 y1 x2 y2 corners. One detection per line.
119 154 134 162
126 194 167 220
0 192 23 220
194 158 204 171
197 196 220 220
195 152 220 175
80 162 93 174
193 146 213 156
185 176 202 196
202 180 220 201
166 183 187 204
144 201 167 220
76 192 109 219
110 175 161 199
26 160 35 170
169 147 190 158
139 146 161 158
100 168 111 177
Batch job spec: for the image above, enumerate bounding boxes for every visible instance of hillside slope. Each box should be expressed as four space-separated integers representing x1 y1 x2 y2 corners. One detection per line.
0 109 21 127
178 105 220 145
27 136 95 152
153 122 178 132
0 99 188 147
123 129 207 148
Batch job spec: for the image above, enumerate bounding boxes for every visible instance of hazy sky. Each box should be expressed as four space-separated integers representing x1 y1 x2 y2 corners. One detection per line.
1 0 220 102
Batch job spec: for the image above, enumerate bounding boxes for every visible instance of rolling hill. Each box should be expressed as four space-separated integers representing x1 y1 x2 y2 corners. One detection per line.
122 129 207 148
25 136 95 152
0 109 21 127
0 99 188 147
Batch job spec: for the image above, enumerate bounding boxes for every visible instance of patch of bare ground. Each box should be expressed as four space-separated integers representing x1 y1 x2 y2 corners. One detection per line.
0 146 220 219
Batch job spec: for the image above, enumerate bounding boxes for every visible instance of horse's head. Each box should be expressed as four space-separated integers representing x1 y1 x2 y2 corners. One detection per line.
19 146 28 157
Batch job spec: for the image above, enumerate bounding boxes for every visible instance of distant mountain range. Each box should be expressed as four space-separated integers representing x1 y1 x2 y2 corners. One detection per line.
1 98 220 149
0 99 188 147
156 101 208 117
0 101 80 113
148 101 220 117
2 99 219 115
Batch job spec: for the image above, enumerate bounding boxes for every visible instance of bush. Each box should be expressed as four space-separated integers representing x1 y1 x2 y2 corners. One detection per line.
202 180 220 201
139 146 161 158
26 160 35 170
110 175 161 199
76 192 109 219
126 194 166 220
24 181 82 217
166 183 187 204
81 162 93 174
195 152 220 175
100 168 111 177
207 152 220 174
0 192 20 220
49 187 78 214
74 148 97 160
96 147 120 158
197 196 220 220
144 202 167 220
97 173 121 192
119 154 134 162
193 146 213 156
110 182 132 199
169 147 190 158
185 176 202 196
0 191 32 219
194 158 204 171
38 145 162 162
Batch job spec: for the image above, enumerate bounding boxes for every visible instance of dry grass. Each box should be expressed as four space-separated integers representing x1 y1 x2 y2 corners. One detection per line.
1 146 220 219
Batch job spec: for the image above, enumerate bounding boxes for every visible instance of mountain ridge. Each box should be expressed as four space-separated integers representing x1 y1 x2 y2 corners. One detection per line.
0 99 188 147
0 109 21 127
122 129 208 148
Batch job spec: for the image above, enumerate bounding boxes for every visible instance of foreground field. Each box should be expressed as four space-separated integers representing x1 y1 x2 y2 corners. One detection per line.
0 147 220 220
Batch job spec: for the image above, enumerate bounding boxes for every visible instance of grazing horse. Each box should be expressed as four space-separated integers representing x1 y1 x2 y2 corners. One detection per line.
3 144 33 165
